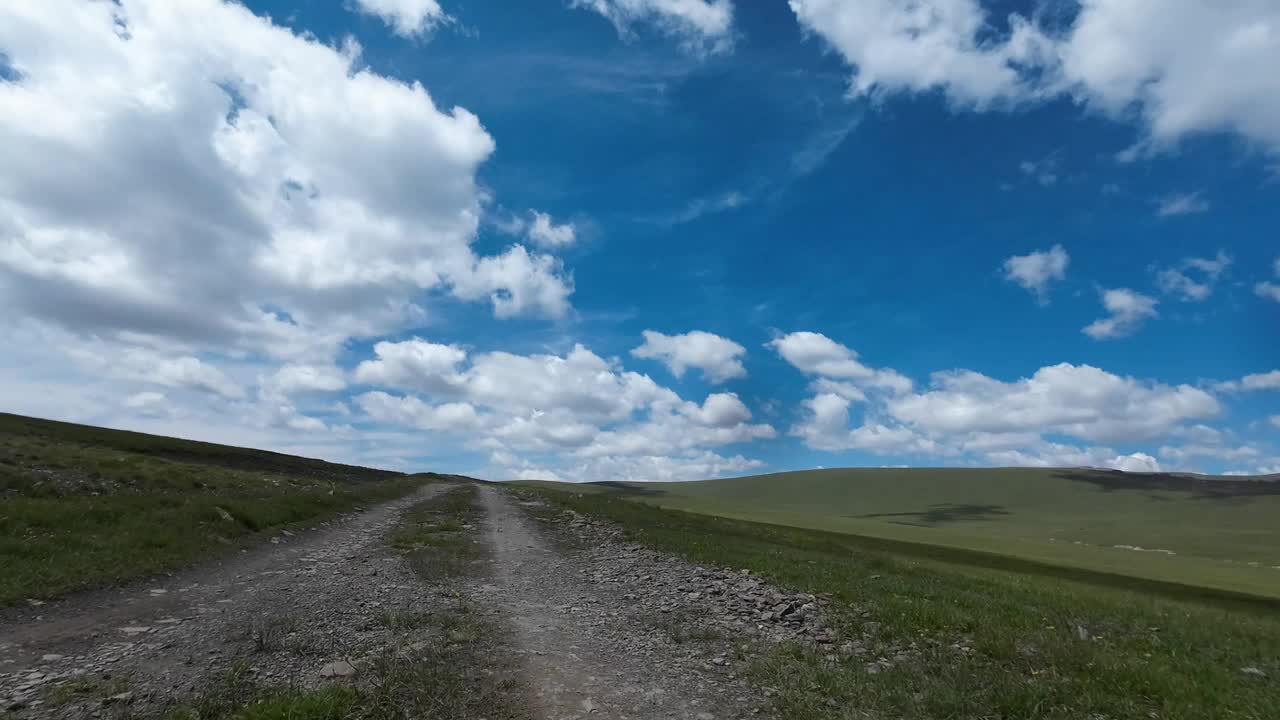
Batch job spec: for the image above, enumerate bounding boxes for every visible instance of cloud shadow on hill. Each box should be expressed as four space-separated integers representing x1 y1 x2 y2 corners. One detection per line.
1052 470 1280 500
854 503 1012 528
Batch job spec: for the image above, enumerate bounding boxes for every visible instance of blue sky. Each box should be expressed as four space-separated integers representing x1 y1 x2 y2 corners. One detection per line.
0 0 1277 479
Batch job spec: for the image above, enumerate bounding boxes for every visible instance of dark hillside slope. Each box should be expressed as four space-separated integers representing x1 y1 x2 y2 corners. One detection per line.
0 412 421 604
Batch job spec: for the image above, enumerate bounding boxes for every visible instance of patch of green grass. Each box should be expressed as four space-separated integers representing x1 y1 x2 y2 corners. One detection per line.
376 609 431 631
0 413 426 606
44 675 131 707
518 467 1280 598
521 487 1280 720
388 485 484 580
231 687 361 720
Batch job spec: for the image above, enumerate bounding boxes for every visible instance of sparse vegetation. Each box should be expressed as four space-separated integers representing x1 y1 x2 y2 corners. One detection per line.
0 413 425 605
169 485 531 720
522 486 1280 720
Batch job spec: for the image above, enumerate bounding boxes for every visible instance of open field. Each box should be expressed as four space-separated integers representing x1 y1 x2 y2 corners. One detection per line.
519 467 1280 599
0 412 425 605
521 485 1280 720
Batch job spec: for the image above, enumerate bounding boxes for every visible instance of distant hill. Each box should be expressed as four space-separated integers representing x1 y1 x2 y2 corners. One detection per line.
521 466 1280 598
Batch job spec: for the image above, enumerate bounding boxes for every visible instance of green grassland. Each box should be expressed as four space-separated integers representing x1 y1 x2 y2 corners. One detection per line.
519 466 1280 599
0 412 425 606
520 485 1280 720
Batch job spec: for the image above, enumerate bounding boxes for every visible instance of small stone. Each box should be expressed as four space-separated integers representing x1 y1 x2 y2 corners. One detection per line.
1073 624 1091 641
1241 666 1267 678
40 654 65 662
120 626 151 635
319 661 357 678
103 692 134 705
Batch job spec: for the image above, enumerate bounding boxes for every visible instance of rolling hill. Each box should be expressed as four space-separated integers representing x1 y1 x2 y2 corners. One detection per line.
521 467 1280 599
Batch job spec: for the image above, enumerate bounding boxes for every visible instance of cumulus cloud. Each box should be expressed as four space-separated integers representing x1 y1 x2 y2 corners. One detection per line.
1082 288 1158 340
1256 256 1280 302
525 211 577 248
788 1 1280 155
572 0 734 54
351 338 774 477
352 0 450 37
767 332 912 393
267 364 347 394
631 330 747 383
787 0 1052 107
773 329 1226 469
1003 244 1069 304
889 363 1219 442
0 0 572 368
1155 250 1231 302
984 443 1161 472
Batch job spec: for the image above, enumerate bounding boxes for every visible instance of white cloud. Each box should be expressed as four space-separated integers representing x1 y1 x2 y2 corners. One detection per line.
1018 156 1059 186
1257 256 1280 302
355 338 468 394
1213 370 1280 393
1184 251 1232 278
631 329 747 383
122 391 170 418
267 363 347 394
789 1 1280 155
767 332 912 393
985 442 1161 472
525 211 577 248
1156 268 1210 301
451 245 574 319
350 338 774 472
352 0 449 37
787 0 1052 107
1107 452 1161 473
1082 288 1158 340
355 391 482 431
572 0 735 54
1158 443 1260 464
1003 244 1069 304
0 0 573 372
1154 252 1229 302
889 363 1219 442
1243 370 1280 391
1156 192 1210 217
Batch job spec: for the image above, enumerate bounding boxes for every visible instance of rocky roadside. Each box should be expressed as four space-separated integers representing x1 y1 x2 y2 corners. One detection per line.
524 499 851 652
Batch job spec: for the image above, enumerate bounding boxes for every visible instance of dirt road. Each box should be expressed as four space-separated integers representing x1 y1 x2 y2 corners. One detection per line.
1 483 822 719
474 485 763 720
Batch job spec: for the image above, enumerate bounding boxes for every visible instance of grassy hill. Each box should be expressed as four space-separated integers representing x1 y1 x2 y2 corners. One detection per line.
520 467 1280 600
0 412 426 605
